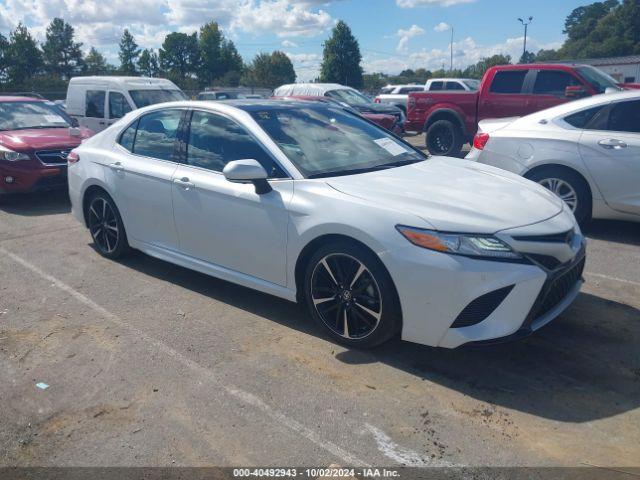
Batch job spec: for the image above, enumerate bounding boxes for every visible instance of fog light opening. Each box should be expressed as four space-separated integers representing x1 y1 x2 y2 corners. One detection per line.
4 176 15 184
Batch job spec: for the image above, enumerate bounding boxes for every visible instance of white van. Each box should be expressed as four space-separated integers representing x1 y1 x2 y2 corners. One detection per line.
66 76 187 132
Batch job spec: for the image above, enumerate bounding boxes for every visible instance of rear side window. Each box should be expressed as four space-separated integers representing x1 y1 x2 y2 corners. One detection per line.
86 90 105 118
564 106 605 129
109 92 132 119
445 82 465 91
533 71 580 96
429 81 444 91
131 110 183 161
607 100 640 133
490 71 527 94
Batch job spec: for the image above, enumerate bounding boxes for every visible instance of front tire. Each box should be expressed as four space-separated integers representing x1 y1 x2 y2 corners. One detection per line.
303 242 401 348
86 192 129 259
527 168 591 225
426 119 463 157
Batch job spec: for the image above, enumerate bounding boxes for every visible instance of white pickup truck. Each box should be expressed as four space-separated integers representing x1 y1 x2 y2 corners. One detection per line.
374 78 480 112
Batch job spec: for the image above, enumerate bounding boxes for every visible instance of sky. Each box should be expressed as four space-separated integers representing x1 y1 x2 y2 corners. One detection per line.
0 0 592 81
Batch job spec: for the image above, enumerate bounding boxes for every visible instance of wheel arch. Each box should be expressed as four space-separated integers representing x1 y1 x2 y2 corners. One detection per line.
424 108 467 137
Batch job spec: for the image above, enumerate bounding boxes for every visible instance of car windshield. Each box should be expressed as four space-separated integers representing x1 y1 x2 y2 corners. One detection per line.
462 79 480 90
250 105 426 178
326 89 372 106
129 89 188 108
0 101 71 131
379 87 394 94
576 66 622 94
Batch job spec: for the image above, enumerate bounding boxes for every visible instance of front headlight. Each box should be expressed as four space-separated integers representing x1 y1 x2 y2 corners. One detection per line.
0 150 30 162
396 225 522 260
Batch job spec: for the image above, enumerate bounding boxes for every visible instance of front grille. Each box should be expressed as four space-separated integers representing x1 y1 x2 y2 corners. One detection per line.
35 149 72 165
452 285 514 328
513 230 574 243
527 254 561 271
526 254 585 325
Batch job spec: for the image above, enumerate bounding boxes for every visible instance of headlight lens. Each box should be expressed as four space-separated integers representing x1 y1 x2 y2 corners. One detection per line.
396 226 522 260
0 150 30 162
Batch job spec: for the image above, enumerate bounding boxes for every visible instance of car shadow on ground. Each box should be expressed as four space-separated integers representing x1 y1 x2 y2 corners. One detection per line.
117 250 639 424
0 190 71 216
585 219 640 246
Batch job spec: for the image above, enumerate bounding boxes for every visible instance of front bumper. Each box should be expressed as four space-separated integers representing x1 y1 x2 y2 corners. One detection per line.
0 161 67 194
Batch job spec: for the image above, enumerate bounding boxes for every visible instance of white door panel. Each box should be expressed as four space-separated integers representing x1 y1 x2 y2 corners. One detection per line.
172 165 292 286
579 131 640 215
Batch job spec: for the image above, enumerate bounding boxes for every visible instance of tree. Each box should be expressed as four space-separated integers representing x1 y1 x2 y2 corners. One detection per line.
244 51 295 89
219 39 244 84
119 29 140 75
159 32 200 82
5 24 43 87
0 34 9 84
199 22 223 85
462 54 511 79
84 47 109 75
519 50 537 64
319 20 363 88
363 73 388 93
42 18 83 80
138 49 160 77
535 49 560 61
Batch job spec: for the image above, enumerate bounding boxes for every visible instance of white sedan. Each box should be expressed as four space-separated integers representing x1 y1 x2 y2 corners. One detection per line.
467 90 640 225
68 100 585 349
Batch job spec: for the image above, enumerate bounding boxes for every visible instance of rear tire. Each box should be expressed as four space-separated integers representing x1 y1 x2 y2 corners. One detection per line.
303 241 401 348
426 119 463 157
86 191 129 259
527 168 591 225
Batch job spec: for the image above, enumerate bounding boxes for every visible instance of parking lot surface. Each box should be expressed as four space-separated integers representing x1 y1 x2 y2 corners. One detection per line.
1 182 639 467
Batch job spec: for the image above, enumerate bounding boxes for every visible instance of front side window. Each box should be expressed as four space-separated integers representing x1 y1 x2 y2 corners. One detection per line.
129 89 188 108
0 101 71 131
250 105 425 178
533 71 580 96
607 100 640 133
86 90 106 118
490 71 527 94
463 79 480 90
109 92 132 119
131 109 183 161
576 66 622 94
186 110 285 177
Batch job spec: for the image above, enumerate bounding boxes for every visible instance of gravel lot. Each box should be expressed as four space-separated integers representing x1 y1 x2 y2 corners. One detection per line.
1 155 639 468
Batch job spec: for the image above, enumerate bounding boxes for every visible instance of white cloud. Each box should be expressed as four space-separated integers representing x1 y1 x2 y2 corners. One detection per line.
282 39 298 48
397 0 476 7
396 24 425 52
434 22 450 32
285 51 321 81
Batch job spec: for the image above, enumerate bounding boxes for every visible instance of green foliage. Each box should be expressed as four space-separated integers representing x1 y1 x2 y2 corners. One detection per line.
84 48 111 76
0 34 9 83
160 32 200 83
198 22 223 85
462 54 511 79
42 18 84 80
5 24 43 88
119 29 140 75
138 49 160 77
243 51 295 89
320 20 363 88
519 50 537 64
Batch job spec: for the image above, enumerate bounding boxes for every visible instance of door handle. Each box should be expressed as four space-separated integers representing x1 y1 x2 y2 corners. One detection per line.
173 177 195 190
598 139 627 150
109 162 124 172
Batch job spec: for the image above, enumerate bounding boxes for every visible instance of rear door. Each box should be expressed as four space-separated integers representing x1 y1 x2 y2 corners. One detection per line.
479 69 533 121
84 89 107 132
531 69 583 111
578 99 640 215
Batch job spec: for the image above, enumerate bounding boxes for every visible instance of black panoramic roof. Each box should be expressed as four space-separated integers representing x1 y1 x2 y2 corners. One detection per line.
222 99 330 112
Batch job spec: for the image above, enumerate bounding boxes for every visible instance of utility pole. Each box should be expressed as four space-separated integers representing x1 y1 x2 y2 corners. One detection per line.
518 16 533 58
450 26 454 73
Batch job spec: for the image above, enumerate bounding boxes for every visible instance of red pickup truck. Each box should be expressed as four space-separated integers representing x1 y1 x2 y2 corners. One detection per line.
406 63 627 157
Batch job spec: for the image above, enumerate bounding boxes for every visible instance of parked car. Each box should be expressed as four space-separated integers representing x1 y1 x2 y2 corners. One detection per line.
374 85 425 112
68 99 585 349
407 64 625 157
273 83 405 132
197 91 240 100
467 90 640 225
66 76 187 133
0 96 92 195
275 95 401 134
425 78 480 92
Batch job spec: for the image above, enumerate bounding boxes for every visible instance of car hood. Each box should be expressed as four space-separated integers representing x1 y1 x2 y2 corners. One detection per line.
0 127 93 152
326 157 564 233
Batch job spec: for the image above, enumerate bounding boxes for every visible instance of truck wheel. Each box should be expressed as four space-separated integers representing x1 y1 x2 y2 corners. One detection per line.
426 120 463 157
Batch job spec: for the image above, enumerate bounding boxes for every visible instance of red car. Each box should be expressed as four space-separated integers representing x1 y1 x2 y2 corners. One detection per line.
0 96 92 195
272 95 403 135
407 63 628 156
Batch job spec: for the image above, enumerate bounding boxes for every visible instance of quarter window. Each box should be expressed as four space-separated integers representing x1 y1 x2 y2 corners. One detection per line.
86 90 105 118
186 111 285 178
533 71 580 96
564 106 604 129
132 110 183 161
109 92 132 119
119 120 138 151
490 71 527 94
607 100 640 133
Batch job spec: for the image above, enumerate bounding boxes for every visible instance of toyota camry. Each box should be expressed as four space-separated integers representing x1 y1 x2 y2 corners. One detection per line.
68 100 585 348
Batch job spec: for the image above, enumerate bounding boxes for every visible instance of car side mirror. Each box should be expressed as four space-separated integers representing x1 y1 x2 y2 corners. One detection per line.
223 159 272 194
565 86 586 98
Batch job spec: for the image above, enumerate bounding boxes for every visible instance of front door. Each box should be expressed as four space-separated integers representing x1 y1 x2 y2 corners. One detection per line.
83 89 107 132
171 109 292 286
579 99 640 216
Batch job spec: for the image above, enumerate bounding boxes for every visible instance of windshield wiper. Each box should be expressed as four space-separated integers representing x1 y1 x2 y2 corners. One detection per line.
307 159 423 179
10 125 68 130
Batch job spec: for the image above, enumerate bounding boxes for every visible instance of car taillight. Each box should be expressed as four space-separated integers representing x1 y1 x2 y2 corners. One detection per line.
67 151 80 164
473 133 490 150
374 97 381 103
